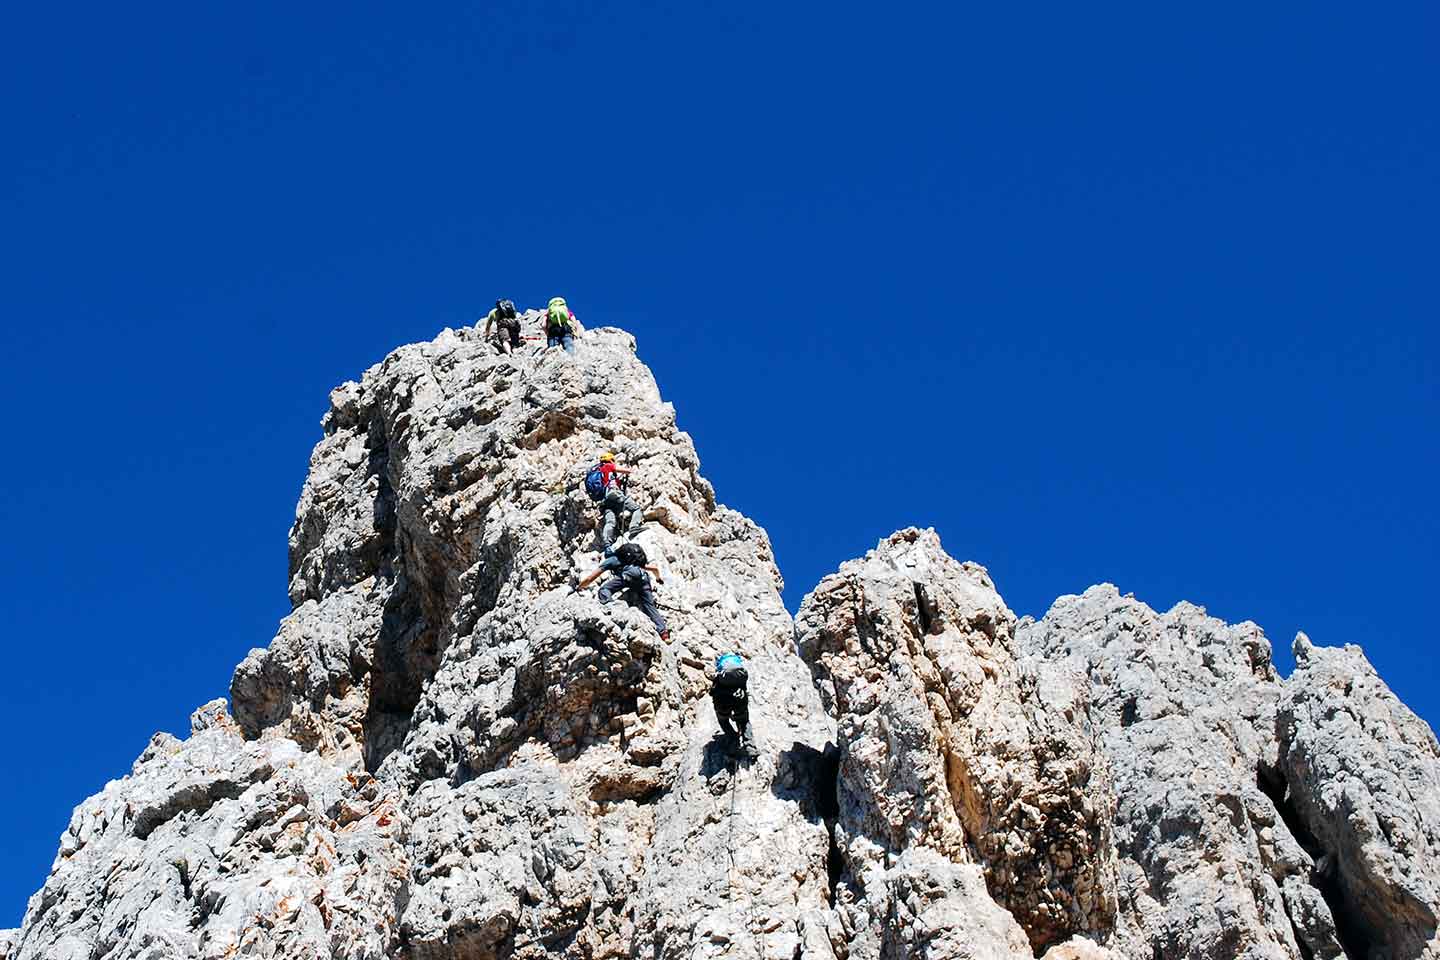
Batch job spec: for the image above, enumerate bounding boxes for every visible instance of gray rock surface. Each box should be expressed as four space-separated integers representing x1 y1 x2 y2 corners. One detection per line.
7 317 1439 959
10 323 833 960
10 704 408 960
1018 586 1347 959
796 529 1119 957
1277 634 1440 959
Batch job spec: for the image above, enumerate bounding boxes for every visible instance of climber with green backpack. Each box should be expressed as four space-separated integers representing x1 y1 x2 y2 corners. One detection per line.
711 653 758 759
545 296 577 354
577 540 669 640
584 452 643 548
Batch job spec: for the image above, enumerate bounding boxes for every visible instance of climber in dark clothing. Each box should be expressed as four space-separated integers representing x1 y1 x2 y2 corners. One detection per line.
577 542 669 640
481 299 522 354
711 653 758 759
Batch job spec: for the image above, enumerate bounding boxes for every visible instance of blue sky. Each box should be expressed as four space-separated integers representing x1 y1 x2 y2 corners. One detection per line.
2 1 1435 924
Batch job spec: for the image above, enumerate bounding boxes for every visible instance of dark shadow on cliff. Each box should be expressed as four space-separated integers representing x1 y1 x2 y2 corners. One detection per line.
771 741 845 904
362 569 435 775
700 732 753 781
1257 762 1388 960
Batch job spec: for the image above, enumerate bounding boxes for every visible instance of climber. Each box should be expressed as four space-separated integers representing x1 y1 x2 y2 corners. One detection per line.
711 653 758 759
545 296 577 354
577 541 669 640
480 299 523 354
584 452 644 548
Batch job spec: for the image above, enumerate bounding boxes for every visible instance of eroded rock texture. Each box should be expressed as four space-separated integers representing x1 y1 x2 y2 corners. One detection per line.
6 318 1438 960
10 324 831 960
796 529 1119 958
1018 587 1353 960
1276 634 1440 959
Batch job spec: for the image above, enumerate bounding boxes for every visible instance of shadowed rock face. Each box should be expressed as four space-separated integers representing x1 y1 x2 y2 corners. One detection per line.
4 320 1437 960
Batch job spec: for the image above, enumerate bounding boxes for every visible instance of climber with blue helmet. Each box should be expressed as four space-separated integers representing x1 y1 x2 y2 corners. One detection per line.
711 652 758 759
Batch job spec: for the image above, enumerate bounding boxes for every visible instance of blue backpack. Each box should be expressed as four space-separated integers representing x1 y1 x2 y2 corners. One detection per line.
584 465 607 501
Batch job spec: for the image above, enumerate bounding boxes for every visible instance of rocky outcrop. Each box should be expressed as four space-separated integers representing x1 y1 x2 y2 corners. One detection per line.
10 322 838 960
1017 587 1349 960
1276 634 1440 959
6 316 1439 959
796 529 1119 957
10 701 408 960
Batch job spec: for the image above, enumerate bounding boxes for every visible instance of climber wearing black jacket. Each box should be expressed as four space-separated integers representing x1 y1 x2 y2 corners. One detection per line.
577 541 669 640
711 653 758 759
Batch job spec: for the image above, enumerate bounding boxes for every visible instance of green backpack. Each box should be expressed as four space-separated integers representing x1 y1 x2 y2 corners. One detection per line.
547 297 571 331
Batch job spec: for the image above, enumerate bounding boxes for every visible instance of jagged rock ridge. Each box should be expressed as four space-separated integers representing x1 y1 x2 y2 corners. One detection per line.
4 319 1437 960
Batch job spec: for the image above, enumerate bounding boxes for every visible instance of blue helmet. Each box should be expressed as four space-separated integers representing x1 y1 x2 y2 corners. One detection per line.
715 653 744 672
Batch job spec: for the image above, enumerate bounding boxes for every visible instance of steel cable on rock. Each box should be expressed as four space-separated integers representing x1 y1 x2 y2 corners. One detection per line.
724 755 766 959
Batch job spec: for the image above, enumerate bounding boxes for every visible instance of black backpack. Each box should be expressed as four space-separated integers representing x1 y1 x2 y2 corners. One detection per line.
615 542 647 567
500 299 517 319
714 665 748 689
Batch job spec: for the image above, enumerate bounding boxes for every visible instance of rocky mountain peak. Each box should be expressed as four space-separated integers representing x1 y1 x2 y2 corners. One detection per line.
5 318 1437 960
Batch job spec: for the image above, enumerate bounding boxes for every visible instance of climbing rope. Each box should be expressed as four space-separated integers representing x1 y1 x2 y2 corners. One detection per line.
726 756 739 887
723 756 765 959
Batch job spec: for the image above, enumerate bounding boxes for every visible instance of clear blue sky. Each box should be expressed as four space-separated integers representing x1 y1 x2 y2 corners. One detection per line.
2 2 1435 924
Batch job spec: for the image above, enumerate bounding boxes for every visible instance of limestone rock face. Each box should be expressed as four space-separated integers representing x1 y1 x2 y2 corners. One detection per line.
1017 587 1347 960
10 704 409 960
7 318 1440 960
1277 634 1440 959
10 324 833 960
796 529 1119 958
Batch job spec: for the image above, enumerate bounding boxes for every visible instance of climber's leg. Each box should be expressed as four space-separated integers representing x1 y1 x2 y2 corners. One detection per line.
597 575 625 603
623 495 643 535
601 490 632 545
716 709 737 738
624 570 667 637
735 705 758 758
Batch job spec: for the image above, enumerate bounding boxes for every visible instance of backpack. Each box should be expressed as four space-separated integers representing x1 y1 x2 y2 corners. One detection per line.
584 465 607 502
500 299 516 319
714 653 747 688
715 653 744 672
615 542 647 567
547 297 571 331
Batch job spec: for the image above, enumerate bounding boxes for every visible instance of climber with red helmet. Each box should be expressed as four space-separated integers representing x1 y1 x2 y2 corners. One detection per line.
583 452 643 548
